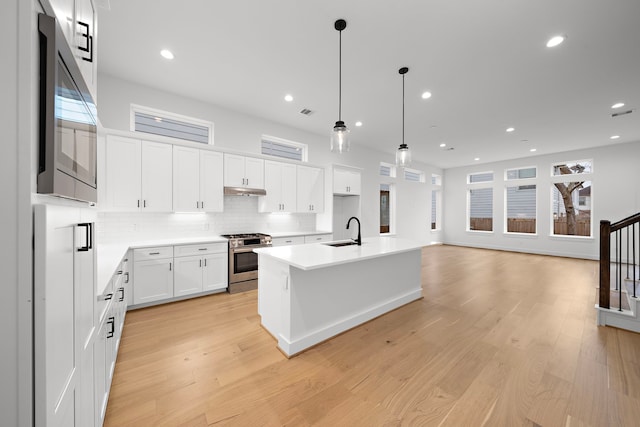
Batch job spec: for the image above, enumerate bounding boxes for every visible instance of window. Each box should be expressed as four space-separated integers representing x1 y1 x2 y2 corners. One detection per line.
131 104 213 144
468 188 493 231
552 160 592 176
551 159 592 237
380 183 394 234
404 168 425 182
380 162 396 178
261 135 307 162
468 172 494 183
431 174 442 185
506 167 536 180
505 185 537 234
431 190 441 230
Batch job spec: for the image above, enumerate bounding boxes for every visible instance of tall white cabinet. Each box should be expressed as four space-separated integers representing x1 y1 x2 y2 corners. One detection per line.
173 146 224 212
104 135 173 212
34 203 96 427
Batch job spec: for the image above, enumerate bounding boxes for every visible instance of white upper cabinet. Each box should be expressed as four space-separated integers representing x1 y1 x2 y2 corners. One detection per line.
173 146 223 213
259 160 297 212
297 165 324 213
74 0 97 100
223 154 264 189
333 168 361 195
104 135 173 212
49 0 98 101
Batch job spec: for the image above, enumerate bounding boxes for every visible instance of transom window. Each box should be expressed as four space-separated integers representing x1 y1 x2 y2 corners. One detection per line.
404 168 425 183
506 167 536 180
131 104 213 144
468 171 494 183
261 135 308 162
380 162 396 178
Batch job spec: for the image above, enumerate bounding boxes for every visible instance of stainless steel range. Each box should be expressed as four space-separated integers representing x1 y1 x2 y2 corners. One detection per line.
221 233 272 293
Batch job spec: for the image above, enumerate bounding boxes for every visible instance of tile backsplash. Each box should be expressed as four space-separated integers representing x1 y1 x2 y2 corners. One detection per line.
97 196 316 243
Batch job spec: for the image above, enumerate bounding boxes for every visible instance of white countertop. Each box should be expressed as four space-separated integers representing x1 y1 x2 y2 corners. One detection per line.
253 236 423 271
95 232 331 295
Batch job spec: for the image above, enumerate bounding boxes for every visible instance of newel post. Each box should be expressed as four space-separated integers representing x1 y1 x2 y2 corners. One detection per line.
599 220 611 309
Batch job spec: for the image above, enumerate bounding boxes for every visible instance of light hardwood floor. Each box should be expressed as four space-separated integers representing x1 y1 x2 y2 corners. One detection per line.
105 245 640 426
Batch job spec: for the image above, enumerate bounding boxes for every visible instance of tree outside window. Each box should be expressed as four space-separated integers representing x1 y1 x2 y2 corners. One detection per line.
552 161 592 236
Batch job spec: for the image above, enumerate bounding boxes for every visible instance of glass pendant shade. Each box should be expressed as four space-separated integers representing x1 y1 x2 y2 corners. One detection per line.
331 120 350 153
396 143 412 167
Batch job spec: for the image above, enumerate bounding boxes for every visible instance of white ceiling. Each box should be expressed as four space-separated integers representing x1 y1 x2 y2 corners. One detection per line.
97 0 640 168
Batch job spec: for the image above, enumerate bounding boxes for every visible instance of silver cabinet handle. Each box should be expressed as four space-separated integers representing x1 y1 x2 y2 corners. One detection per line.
198 248 208 251
149 252 160 255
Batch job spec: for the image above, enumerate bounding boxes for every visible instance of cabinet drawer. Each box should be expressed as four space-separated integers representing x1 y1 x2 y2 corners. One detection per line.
174 242 227 257
133 246 173 261
272 236 305 247
304 234 333 244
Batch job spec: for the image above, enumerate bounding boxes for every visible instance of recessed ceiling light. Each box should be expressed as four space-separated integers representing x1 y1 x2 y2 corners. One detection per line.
474 157 480 161
160 49 174 59
530 148 537 152
612 102 625 109
421 91 432 99
439 143 446 148
284 94 293 102
355 121 363 127
610 135 620 139
546 35 566 48
506 127 515 132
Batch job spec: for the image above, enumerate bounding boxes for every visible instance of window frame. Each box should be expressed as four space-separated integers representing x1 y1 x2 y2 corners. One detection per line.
130 104 214 145
467 186 494 233
467 171 494 184
380 162 397 178
379 182 396 235
404 167 425 183
505 166 537 181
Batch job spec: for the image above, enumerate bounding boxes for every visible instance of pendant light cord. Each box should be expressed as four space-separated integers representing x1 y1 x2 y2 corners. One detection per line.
338 29 342 121
402 72 405 146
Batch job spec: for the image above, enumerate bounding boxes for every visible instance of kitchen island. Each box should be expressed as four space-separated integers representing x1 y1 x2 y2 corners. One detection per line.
254 236 423 357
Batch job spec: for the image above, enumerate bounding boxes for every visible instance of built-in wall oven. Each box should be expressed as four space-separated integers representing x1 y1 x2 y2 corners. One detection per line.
221 233 272 293
38 13 97 203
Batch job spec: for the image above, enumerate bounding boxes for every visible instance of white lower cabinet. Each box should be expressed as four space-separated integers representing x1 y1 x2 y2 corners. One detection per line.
174 243 228 296
133 256 174 304
272 236 305 247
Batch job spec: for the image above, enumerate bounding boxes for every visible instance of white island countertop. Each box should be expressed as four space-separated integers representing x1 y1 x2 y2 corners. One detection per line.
253 236 423 271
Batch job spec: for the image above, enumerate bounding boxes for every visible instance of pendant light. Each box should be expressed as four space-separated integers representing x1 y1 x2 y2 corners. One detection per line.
331 19 350 153
396 67 412 168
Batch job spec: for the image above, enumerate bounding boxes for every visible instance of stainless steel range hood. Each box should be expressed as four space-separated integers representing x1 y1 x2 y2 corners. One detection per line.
223 186 267 196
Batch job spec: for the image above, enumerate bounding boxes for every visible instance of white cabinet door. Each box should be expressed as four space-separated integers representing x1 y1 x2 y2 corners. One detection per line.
174 255 204 297
48 0 75 47
333 168 361 195
281 163 297 212
141 141 173 211
297 165 324 212
223 154 264 189
244 157 265 189
105 135 141 211
203 253 228 291
74 0 96 99
94 316 108 427
260 160 283 212
223 153 246 187
173 146 200 212
133 258 174 304
200 150 224 212
271 236 305 247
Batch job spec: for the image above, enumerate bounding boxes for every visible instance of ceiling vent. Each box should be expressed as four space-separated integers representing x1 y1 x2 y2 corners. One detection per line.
612 109 634 118
299 108 314 116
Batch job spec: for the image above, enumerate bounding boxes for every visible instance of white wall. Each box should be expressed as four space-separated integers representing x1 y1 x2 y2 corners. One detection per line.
443 141 640 259
97 73 444 245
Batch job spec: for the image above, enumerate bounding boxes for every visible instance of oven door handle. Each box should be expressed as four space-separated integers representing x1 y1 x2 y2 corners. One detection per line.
231 247 262 254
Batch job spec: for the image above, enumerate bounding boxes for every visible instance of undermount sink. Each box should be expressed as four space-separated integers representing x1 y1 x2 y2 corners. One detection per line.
324 241 359 247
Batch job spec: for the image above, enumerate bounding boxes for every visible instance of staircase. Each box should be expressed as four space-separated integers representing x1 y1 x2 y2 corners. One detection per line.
596 213 640 332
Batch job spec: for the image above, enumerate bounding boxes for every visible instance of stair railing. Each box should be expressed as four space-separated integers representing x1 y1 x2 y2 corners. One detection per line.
599 212 640 310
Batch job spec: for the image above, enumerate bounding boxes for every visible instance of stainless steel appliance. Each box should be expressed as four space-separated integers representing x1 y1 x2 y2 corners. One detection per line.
221 233 272 293
38 13 97 203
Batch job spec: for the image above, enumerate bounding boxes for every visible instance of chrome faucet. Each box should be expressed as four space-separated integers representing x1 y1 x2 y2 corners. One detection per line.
346 216 362 246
